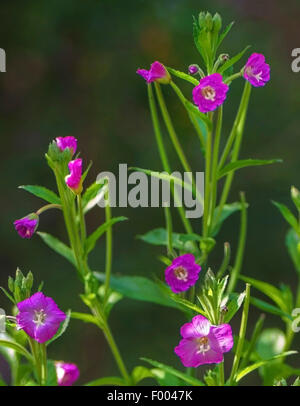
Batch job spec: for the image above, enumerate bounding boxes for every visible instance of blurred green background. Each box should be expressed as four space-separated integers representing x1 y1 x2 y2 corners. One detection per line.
0 0 299 385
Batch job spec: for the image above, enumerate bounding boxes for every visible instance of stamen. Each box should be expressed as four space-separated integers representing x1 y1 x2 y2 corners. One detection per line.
173 266 188 282
196 336 210 354
33 309 46 326
202 86 216 101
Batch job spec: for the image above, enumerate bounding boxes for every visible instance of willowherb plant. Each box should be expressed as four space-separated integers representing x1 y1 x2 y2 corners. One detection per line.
1 11 299 387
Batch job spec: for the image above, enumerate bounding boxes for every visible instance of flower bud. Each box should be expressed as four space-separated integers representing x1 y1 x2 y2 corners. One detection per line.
14 213 39 239
198 12 206 29
205 12 213 31
212 13 222 34
65 159 83 195
291 186 300 211
188 64 199 75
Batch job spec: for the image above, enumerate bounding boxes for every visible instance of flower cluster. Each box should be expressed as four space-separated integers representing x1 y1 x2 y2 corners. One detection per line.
137 53 270 113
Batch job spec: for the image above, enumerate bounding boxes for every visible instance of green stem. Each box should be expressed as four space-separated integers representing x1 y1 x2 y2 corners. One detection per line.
208 106 223 233
147 84 194 235
91 301 131 384
216 242 231 279
228 283 251 385
227 192 247 294
40 343 47 386
28 338 42 385
77 194 86 244
154 82 193 176
224 71 243 84
202 112 213 237
216 82 252 225
36 204 62 216
104 185 113 303
239 314 265 370
164 205 174 257
218 81 251 172
218 361 225 386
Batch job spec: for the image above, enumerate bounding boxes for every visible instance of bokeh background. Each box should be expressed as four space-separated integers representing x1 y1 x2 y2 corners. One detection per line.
0 0 299 386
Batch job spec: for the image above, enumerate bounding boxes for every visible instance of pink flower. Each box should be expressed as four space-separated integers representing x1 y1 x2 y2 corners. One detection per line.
165 254 201 294
193 73 229 113
137 61 171 84
56 136 77 156
174 315 233 367
16 292 66 344
65 158 82 194
14 214 39 239
243 53 270 87
55 362 80 386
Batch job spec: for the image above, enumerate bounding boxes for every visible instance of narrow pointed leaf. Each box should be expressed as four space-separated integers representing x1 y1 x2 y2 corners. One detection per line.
37 232 75 266
218 159 282 179
19 185 61 205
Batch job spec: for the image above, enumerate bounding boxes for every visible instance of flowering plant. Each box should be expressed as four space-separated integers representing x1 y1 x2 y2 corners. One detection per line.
1 11 299 387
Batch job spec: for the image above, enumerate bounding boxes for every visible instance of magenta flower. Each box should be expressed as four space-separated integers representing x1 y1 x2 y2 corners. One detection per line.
165 254 201 294
65 158 83 194
193 73 229 113
16 292 66 344
55 362 80 386
243 53 270 87
136 61 171 84
174 315 233 367
14 214 39 239
56 136 77 156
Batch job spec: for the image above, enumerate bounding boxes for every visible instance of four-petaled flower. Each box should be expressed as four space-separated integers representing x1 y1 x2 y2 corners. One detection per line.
165 254 201 293
56 136 77 156
174 314 233 367
65 158 83 194
243 53 270 87
14 214 39 239
55 361 80 386
193 73 229 113
16 292 66 344
136 61 171 84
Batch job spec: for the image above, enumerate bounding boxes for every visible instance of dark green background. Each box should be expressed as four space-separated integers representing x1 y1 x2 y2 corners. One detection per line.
0 0 299 385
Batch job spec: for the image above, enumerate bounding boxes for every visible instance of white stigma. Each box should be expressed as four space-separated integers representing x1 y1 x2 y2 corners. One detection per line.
33 309 46 326
196 336 210 354
174 266 188 282
202 86 216 101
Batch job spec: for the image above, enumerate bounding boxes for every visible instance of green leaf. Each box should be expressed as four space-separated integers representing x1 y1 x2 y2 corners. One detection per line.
93 273 183 311
46 360 58 386
272 201 299 232
250 297 292 320
151 368 182 386
285 228 300 274
85 376 126 386
218 45 251 74
256 329 286 360
132 366 154 385
71 312 99 326
85 217 127 254
239 275 288 312
0 333 18 383
181 100 212 131
137 228 201 253
82 182 104 213
47 310 71 346
223 291 246 323
166 67 199 86
0 338 32 361
37 232 75 266
211 202 248 237
0 287 16 304
141 358 205 386
19 185 61 205
216 21 234 49
236 351 297 382
218 159 282 179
